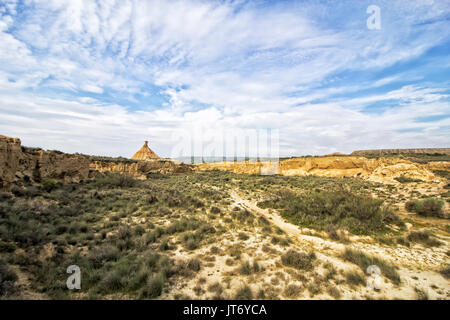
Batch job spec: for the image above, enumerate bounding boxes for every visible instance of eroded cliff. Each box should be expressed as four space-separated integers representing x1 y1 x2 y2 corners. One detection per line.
0 135 90 190
0 135 192 190
90 159 192 178
196 156 444 184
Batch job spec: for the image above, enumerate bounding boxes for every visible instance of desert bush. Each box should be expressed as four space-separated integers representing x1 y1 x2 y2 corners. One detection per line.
158 237 170 251
181 232 201 250
396 236 410 247
407 231 441 247
415 287 429 300
99 270 123 292
0 192 12 201
234 285 253 300
439 266 450 279
0 258 18 297
307 281 322 296
117 226 132 240
327 286 341 299
140 273 165 299
405 200 417 212
345 271 365 287
238 232 249 241
166 218 201 234
87 245 121 267
0 241 17 253
93 173 138 188
341 248 400 285
283 284 303 298
271 236 290 246
405 198 445 218
394 176 423 184
210 206 221 214
42 178 60 192
187 258 201 272
259 190 400 235
281 250 316 270
134 225 145 236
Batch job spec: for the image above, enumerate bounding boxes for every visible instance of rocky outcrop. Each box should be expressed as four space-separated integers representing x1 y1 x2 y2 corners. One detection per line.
131 141 160 160
426 161 450 171
0 135 22 190
90 159 192 178
0 135 192 190
197 156 441 184
351 148 450 156
0 135 90 190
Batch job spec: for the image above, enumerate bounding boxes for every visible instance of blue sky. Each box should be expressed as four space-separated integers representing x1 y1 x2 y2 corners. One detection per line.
0 0 449 157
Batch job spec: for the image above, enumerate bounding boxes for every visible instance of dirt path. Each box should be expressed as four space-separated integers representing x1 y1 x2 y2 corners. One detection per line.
229 189 450 299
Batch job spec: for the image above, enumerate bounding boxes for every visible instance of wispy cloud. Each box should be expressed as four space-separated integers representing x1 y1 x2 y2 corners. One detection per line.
0 0 449 156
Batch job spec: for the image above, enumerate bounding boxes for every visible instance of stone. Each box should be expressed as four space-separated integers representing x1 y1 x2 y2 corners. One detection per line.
131 141 160 160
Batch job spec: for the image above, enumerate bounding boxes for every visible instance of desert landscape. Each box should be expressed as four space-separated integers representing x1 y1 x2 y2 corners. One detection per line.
1 135 449 300
0 1 449 306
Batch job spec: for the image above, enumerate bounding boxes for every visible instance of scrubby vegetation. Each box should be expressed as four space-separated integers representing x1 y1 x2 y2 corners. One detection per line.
405 198 446 218
394 176 423 184
281 250 316 270
341 248 400 285
0 257 18 298
258 189 401 235
0 169 447 300
407 231 441 247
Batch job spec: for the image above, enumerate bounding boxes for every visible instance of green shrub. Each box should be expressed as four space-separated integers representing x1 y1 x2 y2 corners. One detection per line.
439 266 450 279
141 273 165 298
341 248 400 285
283 284 303 298
406 198 445 218
394 176 423 183
158 237 170 251
345 271 365 287
238 232 249 241
117 226 132 240
93 173 138 188
0 241 17 253
181 232 201 250
99 270 123 292
0 258 18 297
258 190 400 235
407 231 441 247
415 199 445 218
327 286 341 299
42 178 60 192
87 245 121 267
234 285 253 300
187 259 201 272
281 250 316 270
405 200 417 212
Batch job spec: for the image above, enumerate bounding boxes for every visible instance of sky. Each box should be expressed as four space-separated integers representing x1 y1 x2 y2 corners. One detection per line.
0 0 449 158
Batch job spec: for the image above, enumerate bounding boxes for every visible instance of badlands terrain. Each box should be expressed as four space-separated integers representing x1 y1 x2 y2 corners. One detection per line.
0 135 449 300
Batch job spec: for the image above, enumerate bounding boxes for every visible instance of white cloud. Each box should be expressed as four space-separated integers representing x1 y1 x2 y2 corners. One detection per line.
0 0 449 157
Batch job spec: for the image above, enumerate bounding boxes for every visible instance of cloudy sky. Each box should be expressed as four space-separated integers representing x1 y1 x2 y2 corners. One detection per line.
0 0 449 158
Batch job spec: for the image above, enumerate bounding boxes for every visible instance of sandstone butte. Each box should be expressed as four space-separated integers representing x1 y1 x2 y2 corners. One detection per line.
131 141 160 160
1 134 449 190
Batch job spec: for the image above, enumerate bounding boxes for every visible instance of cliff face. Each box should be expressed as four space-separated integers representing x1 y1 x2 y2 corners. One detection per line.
90 159 192 178
197 156 442 184
0 135 22 190
0 135 90 190
351 148 450 155
0 135 192 190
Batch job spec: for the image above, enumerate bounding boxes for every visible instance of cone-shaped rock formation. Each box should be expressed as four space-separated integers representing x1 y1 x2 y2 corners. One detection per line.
131 141 160 160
